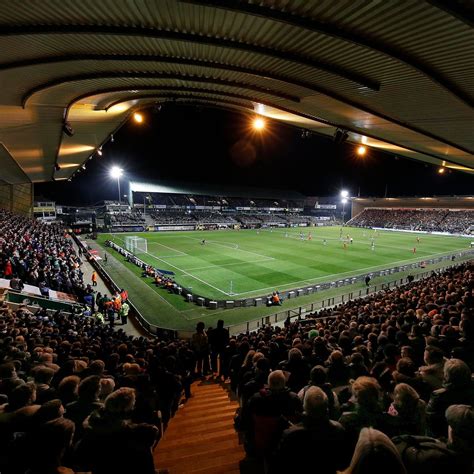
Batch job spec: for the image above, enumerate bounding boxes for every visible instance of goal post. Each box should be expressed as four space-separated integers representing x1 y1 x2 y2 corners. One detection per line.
124 236 148 255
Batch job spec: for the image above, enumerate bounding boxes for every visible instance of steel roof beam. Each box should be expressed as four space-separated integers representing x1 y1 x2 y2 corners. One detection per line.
21 71 300 107
1 24 379 91
181 0 473 108
2 54 471 155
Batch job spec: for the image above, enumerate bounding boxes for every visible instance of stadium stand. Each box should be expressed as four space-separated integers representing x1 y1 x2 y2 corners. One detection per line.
348 208 474 234
0 209 86 297
0 0 473 471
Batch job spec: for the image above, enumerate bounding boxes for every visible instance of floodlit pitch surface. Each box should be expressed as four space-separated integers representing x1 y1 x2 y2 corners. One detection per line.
98 226 470 301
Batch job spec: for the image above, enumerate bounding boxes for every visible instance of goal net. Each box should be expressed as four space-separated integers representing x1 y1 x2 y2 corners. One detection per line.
124 236 148 255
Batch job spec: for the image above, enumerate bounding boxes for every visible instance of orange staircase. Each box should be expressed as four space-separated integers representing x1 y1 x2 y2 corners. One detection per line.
154 380 245 474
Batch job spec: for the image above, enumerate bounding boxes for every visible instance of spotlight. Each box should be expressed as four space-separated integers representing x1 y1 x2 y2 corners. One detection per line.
334 129 348 145
54 163 61 171
253 117 265 130
81 164 86 170
133 112 143 123
97 148 103 156
438 167 445 174
62 121 74 137
357 145 367 156
110 134 114 143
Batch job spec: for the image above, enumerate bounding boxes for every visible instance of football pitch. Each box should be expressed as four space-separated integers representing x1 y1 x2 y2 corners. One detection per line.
97 226 470 301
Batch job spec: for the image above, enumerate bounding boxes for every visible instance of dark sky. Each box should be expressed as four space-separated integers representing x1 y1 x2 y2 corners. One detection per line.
36 104 473 205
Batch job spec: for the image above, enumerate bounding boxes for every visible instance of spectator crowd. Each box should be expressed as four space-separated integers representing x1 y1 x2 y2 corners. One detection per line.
349 208 474 234
0 209 86 298
220 262 474 473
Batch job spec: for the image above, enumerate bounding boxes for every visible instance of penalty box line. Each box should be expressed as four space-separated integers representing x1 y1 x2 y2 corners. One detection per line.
112 235 231 296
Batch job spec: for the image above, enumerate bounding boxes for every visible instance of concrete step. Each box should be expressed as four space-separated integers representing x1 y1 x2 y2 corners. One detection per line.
161 448 243 473
159 427 237 449
163 418 234 437
157 438 239 462
181 399 234 410
190 463 242 474
173 408 235 429
172 405 236 420
154 381 245 474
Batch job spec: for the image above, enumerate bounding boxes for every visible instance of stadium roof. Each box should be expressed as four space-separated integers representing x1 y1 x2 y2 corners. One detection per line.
0 0 473 183
129 180 305 200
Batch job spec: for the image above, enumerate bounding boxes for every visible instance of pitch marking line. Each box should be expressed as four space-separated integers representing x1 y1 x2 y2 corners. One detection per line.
112 235 231 296
182 235 275 260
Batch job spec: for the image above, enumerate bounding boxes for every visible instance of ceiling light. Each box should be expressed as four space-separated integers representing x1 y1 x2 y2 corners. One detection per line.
253 117 265 130
133 112 144 123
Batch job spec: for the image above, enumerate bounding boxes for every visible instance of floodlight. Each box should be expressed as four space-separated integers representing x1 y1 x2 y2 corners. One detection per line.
97 148 103 156
438 167 445 174
340 190 349 198
133 112 144 123
357 145 367 156
334 129 348 144
110 166 123 179
253 117 265 130
341 198 348 204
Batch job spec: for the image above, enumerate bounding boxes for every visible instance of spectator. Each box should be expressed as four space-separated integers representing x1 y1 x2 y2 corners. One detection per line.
65 375 103 441
418 346 446 391
279 347 310 393
339 377 392 449
426 359 474 437
57 375 81 406
273 386 351 473
387 383 426 436
298 365 340 419
76 387 158 474
33 366 57 404
326 350 350 387
208 319 229 377
191 322 209 377
343 427 407 474
393 405 474 474
240 370 302 457
0 363 24 399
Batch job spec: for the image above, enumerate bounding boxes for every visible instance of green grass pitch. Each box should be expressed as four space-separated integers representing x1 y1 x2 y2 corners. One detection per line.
98 226 470 301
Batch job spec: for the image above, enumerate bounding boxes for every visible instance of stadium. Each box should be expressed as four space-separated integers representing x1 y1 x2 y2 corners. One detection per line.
0 2 473 474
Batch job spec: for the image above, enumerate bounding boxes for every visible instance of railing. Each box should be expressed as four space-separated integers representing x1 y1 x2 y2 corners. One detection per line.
226 261 470 335
5 289 84 313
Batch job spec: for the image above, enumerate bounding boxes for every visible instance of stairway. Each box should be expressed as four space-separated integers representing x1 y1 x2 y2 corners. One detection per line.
154 380 245 474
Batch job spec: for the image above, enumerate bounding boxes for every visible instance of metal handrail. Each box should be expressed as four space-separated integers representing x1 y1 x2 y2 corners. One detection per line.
226 260 471 335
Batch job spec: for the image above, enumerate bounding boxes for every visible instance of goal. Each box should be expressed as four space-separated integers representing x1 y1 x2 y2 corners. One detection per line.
124 236 148 255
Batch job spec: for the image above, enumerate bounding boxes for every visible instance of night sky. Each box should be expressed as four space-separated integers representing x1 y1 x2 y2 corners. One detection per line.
36 104 473 205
